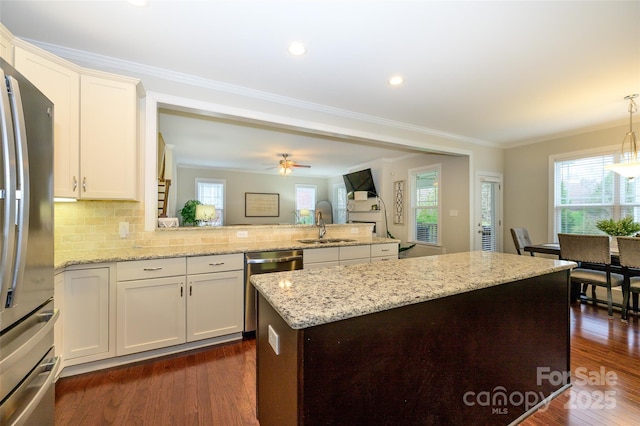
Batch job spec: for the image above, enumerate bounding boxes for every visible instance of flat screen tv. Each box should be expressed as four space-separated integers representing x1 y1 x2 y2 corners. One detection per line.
343 168 377 198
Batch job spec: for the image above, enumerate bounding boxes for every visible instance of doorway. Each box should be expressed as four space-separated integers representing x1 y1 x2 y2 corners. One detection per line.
475 173 503 251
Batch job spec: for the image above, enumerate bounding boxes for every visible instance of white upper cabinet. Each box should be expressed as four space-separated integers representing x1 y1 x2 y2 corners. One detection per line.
12 36 143 200
14 45 81 198
0 24 13 63
80 73 138 199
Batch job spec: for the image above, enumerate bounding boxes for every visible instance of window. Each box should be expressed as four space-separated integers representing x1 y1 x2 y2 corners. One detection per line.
333 183 347 224
553 150 640 238
295 184 316 224
196 178 225 225
409 165 440 244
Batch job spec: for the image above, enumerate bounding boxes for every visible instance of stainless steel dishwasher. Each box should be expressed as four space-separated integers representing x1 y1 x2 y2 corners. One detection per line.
244 250 303 336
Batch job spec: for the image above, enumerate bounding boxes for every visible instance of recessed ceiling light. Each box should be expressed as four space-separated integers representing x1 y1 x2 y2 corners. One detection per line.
288 42 307 56
388 75 404 86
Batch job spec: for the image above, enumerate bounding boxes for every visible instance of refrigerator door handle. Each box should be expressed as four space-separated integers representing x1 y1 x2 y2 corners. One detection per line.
5 76 30 307
0 69 18 309
0 308 59 373
1 355 60 426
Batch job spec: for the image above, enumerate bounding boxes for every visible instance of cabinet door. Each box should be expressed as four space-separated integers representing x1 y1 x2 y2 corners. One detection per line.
117 276 186 356
0 26 13 63
63 268 110 361
187 270 243 342
14 46 80 198
53 272 64 372
80 74 137 199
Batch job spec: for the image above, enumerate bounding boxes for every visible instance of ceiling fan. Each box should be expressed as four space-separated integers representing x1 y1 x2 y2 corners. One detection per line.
277 153 311 175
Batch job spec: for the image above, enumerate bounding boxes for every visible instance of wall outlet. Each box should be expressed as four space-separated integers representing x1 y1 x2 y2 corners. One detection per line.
351 227 359 234
237 230 248 238
119 222 129 238
268 324 280 355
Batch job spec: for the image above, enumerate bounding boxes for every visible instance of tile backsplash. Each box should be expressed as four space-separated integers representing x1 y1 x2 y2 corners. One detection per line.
54 201 373 252
54 201 145 252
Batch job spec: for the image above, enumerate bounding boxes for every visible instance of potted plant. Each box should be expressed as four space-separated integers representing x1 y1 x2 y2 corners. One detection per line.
596 216 640 248
595 216 640 237
179 199 202 226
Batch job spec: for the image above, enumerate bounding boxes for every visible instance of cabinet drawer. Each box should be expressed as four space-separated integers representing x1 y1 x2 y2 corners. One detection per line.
117 257 186 281
187 253 244 274
339 245 371 260
304 260 340 270
371 243 398 258
304 247 339 264
340 257 370 266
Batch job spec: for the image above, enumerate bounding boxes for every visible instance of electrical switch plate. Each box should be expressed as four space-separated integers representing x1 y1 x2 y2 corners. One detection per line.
119 222 129 238
268 325 280 355
237 230 248 238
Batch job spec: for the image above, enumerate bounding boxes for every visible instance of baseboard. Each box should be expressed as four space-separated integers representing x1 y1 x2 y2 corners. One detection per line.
57 333 243 379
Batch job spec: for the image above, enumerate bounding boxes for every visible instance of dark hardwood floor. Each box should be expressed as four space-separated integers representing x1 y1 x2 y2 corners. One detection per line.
55 303 640 425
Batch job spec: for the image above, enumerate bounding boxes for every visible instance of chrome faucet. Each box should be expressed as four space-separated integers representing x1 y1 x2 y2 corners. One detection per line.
316 211 326 239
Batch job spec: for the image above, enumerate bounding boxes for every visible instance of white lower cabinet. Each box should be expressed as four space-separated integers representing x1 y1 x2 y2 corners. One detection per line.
304 247 340 269
186 254 244 342
339 245 371 266
371 243 399 262
116 275 186 356
60 265 114 366
116 255 243 356
116 258 186 356
186 269 244 342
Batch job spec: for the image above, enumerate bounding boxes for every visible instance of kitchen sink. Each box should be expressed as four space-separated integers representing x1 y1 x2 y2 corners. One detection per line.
297 238 356 244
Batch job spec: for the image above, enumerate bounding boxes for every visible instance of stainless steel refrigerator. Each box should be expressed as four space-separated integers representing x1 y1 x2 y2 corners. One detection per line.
0 58 59 425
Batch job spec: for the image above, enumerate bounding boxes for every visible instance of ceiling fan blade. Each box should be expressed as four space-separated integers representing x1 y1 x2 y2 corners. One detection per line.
291 164 311 168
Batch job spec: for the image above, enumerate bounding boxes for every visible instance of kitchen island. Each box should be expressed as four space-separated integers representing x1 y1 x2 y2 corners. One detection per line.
251 251 575 425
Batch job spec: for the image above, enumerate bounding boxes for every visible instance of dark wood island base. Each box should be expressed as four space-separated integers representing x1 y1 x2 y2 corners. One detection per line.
256 270 571 425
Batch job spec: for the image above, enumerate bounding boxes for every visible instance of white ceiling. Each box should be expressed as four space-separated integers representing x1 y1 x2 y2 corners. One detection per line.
2 0 639 177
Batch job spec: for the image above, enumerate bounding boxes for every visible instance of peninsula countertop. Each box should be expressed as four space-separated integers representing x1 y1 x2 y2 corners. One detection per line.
251 251 575 330
54 237 398 270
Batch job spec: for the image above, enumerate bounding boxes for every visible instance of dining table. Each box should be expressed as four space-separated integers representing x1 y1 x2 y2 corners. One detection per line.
525 242 627 310
524 242 620 264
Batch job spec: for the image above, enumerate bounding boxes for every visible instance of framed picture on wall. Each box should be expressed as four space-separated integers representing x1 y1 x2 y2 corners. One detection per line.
393 180 405 224
245 192 280 217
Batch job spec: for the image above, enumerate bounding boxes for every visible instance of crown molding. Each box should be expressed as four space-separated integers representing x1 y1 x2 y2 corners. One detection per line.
503 117 637 149
24 38 498 149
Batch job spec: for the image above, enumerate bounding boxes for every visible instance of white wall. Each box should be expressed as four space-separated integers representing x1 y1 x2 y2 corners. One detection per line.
383 153 470 257
175 166 329 225
60 53 505 250
503 123 632 253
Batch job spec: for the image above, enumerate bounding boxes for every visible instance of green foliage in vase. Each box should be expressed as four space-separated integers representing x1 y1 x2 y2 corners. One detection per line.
595 216 640 236
179 200 202 226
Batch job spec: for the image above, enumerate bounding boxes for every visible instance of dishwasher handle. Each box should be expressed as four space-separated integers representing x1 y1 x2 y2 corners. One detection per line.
246 255 303 264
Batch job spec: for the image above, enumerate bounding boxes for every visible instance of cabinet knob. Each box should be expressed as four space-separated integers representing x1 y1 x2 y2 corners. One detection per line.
82 177 87 192
72 176 78 191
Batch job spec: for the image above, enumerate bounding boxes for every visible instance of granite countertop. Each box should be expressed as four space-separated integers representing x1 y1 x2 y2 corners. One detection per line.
54 237 399 270
251 251 576 330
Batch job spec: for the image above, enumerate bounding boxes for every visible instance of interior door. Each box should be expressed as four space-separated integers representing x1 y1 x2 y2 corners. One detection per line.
475 173 503 251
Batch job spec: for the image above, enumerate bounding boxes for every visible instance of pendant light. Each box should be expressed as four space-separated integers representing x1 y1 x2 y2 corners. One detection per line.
605 94 639 178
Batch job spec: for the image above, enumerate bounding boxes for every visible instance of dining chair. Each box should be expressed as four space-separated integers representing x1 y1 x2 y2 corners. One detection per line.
616 236 640 320
510 228 534 256
557 233 624 318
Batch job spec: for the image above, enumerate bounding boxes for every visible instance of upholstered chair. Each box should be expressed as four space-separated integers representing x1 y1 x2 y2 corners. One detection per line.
510 228 534 256
616 236 640 320
558 234 624 318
